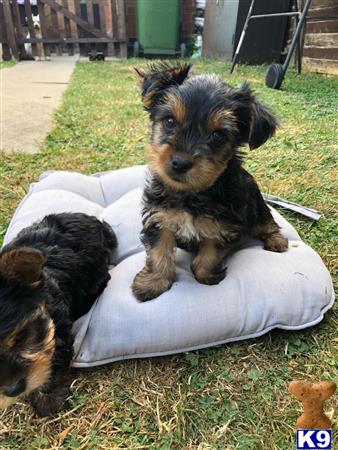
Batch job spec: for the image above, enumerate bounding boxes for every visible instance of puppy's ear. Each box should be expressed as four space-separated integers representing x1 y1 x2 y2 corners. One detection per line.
135 62 191 109
249 96 278 149
230 82 278 149
0 248 46 285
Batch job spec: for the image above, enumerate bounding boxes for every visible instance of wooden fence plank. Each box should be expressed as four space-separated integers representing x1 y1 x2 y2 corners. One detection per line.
57 1 67 55
111 0 118 56
86 0 96 54
74 0 85 55
309 0 338 7
307 19 338 33
308 5 338 18
24 0 38 56
0 2 6 43
41 0 110 38
305 32 338 46
303 56 338 74
37 0 51 56
50 7 61 54
63 0 73 55
86 0 94 25
102 0 115 56
12 0 28 59
0 2 11 60
98 0 106 33
2 0 19 59
115 0 127 57
98 0 106 55
19 37 121 44
303 46 338 59
67 0 79 54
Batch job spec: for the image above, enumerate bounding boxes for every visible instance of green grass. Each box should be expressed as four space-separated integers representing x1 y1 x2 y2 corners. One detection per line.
0 60 16 70
0 59 337 449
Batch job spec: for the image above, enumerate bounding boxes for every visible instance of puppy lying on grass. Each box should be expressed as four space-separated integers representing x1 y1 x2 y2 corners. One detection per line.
0 213 116 416
132 63 288 302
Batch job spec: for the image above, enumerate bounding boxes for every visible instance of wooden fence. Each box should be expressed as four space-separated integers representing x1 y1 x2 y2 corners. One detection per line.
0 0 127 60
282 0 338 75
303 0 338 74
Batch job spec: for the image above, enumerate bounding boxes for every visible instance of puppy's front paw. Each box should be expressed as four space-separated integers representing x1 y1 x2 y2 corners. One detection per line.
29 387 69 417
132 267 174 302
264 234 288 253
191 264 227 286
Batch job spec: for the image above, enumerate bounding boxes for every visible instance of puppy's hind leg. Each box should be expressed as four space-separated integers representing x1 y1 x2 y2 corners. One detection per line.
191 239 228 285
256 220 288 253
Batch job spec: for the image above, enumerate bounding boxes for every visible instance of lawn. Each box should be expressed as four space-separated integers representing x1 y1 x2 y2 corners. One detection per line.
0 60 16 70
0 59 337 449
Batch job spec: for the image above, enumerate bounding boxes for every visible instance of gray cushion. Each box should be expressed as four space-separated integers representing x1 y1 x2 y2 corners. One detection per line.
3 166 334 367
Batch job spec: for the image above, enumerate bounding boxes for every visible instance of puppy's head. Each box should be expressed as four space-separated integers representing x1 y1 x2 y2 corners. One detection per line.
136 63 278 191
0 248 55 409
33 16 41 33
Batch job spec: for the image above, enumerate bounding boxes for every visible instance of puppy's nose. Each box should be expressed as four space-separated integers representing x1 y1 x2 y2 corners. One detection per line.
171 155 193 174
3 378 26 397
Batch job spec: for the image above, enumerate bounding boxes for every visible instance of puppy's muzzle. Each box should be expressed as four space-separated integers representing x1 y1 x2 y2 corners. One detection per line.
3 378 26 397
171 155 193 174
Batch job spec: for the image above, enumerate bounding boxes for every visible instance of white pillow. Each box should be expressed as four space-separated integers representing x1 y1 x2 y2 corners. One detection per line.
3 166 334 368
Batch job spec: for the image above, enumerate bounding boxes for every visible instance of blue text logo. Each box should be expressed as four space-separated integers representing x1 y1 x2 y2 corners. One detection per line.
296 430 332 449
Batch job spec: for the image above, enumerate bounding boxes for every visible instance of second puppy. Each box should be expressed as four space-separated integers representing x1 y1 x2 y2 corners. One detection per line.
0 213 116 416
132 63 288 302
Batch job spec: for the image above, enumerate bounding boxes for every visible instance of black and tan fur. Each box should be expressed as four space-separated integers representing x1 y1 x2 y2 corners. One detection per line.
0 213 116 416
132 63 288 302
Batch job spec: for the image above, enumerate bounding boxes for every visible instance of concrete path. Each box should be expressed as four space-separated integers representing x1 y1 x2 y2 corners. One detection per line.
1 56 78 153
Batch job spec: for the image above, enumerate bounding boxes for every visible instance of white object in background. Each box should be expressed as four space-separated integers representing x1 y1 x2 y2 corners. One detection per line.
192 35 203 60
263 194 321 221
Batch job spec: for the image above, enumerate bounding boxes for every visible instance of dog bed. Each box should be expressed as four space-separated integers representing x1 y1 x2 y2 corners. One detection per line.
3 165 334 367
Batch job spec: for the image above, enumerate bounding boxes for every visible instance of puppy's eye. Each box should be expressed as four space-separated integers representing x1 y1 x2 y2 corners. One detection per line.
163 117 176 130
210 130 225 144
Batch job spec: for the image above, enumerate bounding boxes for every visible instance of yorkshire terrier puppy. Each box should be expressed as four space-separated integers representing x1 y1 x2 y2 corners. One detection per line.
0 213 116 416
132 63 288 302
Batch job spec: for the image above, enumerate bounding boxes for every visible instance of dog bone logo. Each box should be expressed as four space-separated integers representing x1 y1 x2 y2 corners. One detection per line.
289 380 336 429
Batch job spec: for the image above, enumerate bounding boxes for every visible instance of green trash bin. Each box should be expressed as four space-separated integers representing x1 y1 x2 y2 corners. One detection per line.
135 0 186 57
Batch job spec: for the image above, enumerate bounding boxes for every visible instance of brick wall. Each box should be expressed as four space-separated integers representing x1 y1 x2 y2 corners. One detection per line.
125 0 195 40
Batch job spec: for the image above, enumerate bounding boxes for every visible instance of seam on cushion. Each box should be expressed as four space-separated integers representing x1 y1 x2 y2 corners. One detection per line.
22 189 105 210
39 172 106 207
71 283 335 368
91 165 146 178
97 177 108 208
95 182 145 206
91 166 147 205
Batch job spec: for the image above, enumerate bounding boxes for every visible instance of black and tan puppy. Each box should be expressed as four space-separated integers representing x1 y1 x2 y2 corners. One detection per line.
132 63 288 302
0 213 116 416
